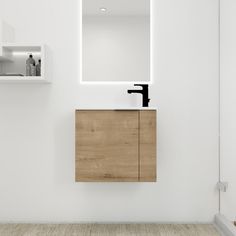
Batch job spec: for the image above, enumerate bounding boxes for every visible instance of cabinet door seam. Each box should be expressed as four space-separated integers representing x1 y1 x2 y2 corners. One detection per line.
138 110 140 181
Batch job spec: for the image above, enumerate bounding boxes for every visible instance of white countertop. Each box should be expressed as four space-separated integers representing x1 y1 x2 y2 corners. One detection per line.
76 107 157 110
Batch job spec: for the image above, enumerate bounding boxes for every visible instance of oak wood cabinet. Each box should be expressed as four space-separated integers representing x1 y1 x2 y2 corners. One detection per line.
75 110 156 182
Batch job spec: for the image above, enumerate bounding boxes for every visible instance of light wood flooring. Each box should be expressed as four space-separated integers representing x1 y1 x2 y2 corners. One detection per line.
0 224 221 236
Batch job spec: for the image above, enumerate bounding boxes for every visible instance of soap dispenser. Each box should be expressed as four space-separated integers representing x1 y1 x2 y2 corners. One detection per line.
26 54 36 76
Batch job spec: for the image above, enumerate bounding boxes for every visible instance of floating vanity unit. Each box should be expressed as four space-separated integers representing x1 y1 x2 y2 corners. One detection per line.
75 109 157 182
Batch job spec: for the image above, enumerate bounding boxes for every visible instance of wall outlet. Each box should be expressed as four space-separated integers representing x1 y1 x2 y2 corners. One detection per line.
217 182 229 192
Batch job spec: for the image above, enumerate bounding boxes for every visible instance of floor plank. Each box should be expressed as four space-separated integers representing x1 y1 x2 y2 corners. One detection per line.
0 224 220 236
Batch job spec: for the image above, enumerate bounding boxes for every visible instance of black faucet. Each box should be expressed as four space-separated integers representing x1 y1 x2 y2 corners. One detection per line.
127 84 150 107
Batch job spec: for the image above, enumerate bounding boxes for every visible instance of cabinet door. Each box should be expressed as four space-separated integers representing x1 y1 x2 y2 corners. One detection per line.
76 110 139 182
139 110 157 182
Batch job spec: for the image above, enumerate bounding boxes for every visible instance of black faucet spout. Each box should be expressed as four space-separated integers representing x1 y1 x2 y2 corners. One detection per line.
127 89 143 94
127 84 150 107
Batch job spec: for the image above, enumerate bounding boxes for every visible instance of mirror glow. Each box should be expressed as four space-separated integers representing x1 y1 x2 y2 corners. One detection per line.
81 0 151 83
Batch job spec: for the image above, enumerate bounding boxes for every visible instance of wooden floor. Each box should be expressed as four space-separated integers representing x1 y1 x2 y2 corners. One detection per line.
0 224 220 236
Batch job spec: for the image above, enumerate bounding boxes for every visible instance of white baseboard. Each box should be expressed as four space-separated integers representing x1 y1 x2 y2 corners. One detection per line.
215 214 236 236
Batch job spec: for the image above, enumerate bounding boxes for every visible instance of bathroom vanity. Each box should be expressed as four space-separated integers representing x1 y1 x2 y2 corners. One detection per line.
77 0 155 182
75 109 156 182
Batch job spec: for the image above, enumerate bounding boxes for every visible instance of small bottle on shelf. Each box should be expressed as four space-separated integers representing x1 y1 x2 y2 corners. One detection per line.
36 59 41 76
26 54 36 76
30 63 36 76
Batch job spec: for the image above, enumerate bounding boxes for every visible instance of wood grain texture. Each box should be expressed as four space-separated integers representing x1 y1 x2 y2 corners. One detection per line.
0 224 220 236
75 110 139 182
139 110 157 182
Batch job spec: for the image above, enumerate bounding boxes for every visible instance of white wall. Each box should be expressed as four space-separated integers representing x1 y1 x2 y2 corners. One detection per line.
83 16 150 82
0 0 219 222
220 0 236 221
0 20 15 42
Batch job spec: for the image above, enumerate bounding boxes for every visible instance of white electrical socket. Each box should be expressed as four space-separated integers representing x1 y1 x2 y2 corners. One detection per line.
217 182 228 192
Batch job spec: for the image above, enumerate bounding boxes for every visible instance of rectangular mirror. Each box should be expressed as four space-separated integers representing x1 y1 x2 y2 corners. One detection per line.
81 0 151 83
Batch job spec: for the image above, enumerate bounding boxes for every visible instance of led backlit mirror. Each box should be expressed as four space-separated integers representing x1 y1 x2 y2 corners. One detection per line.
81 0 151 83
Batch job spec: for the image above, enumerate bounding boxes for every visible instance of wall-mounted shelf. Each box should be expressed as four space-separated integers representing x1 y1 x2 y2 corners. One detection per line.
0 76 49 83
0 43 50 84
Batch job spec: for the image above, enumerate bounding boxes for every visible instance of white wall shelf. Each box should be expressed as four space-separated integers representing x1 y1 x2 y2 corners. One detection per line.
0 43 50 84
0 76 50 84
